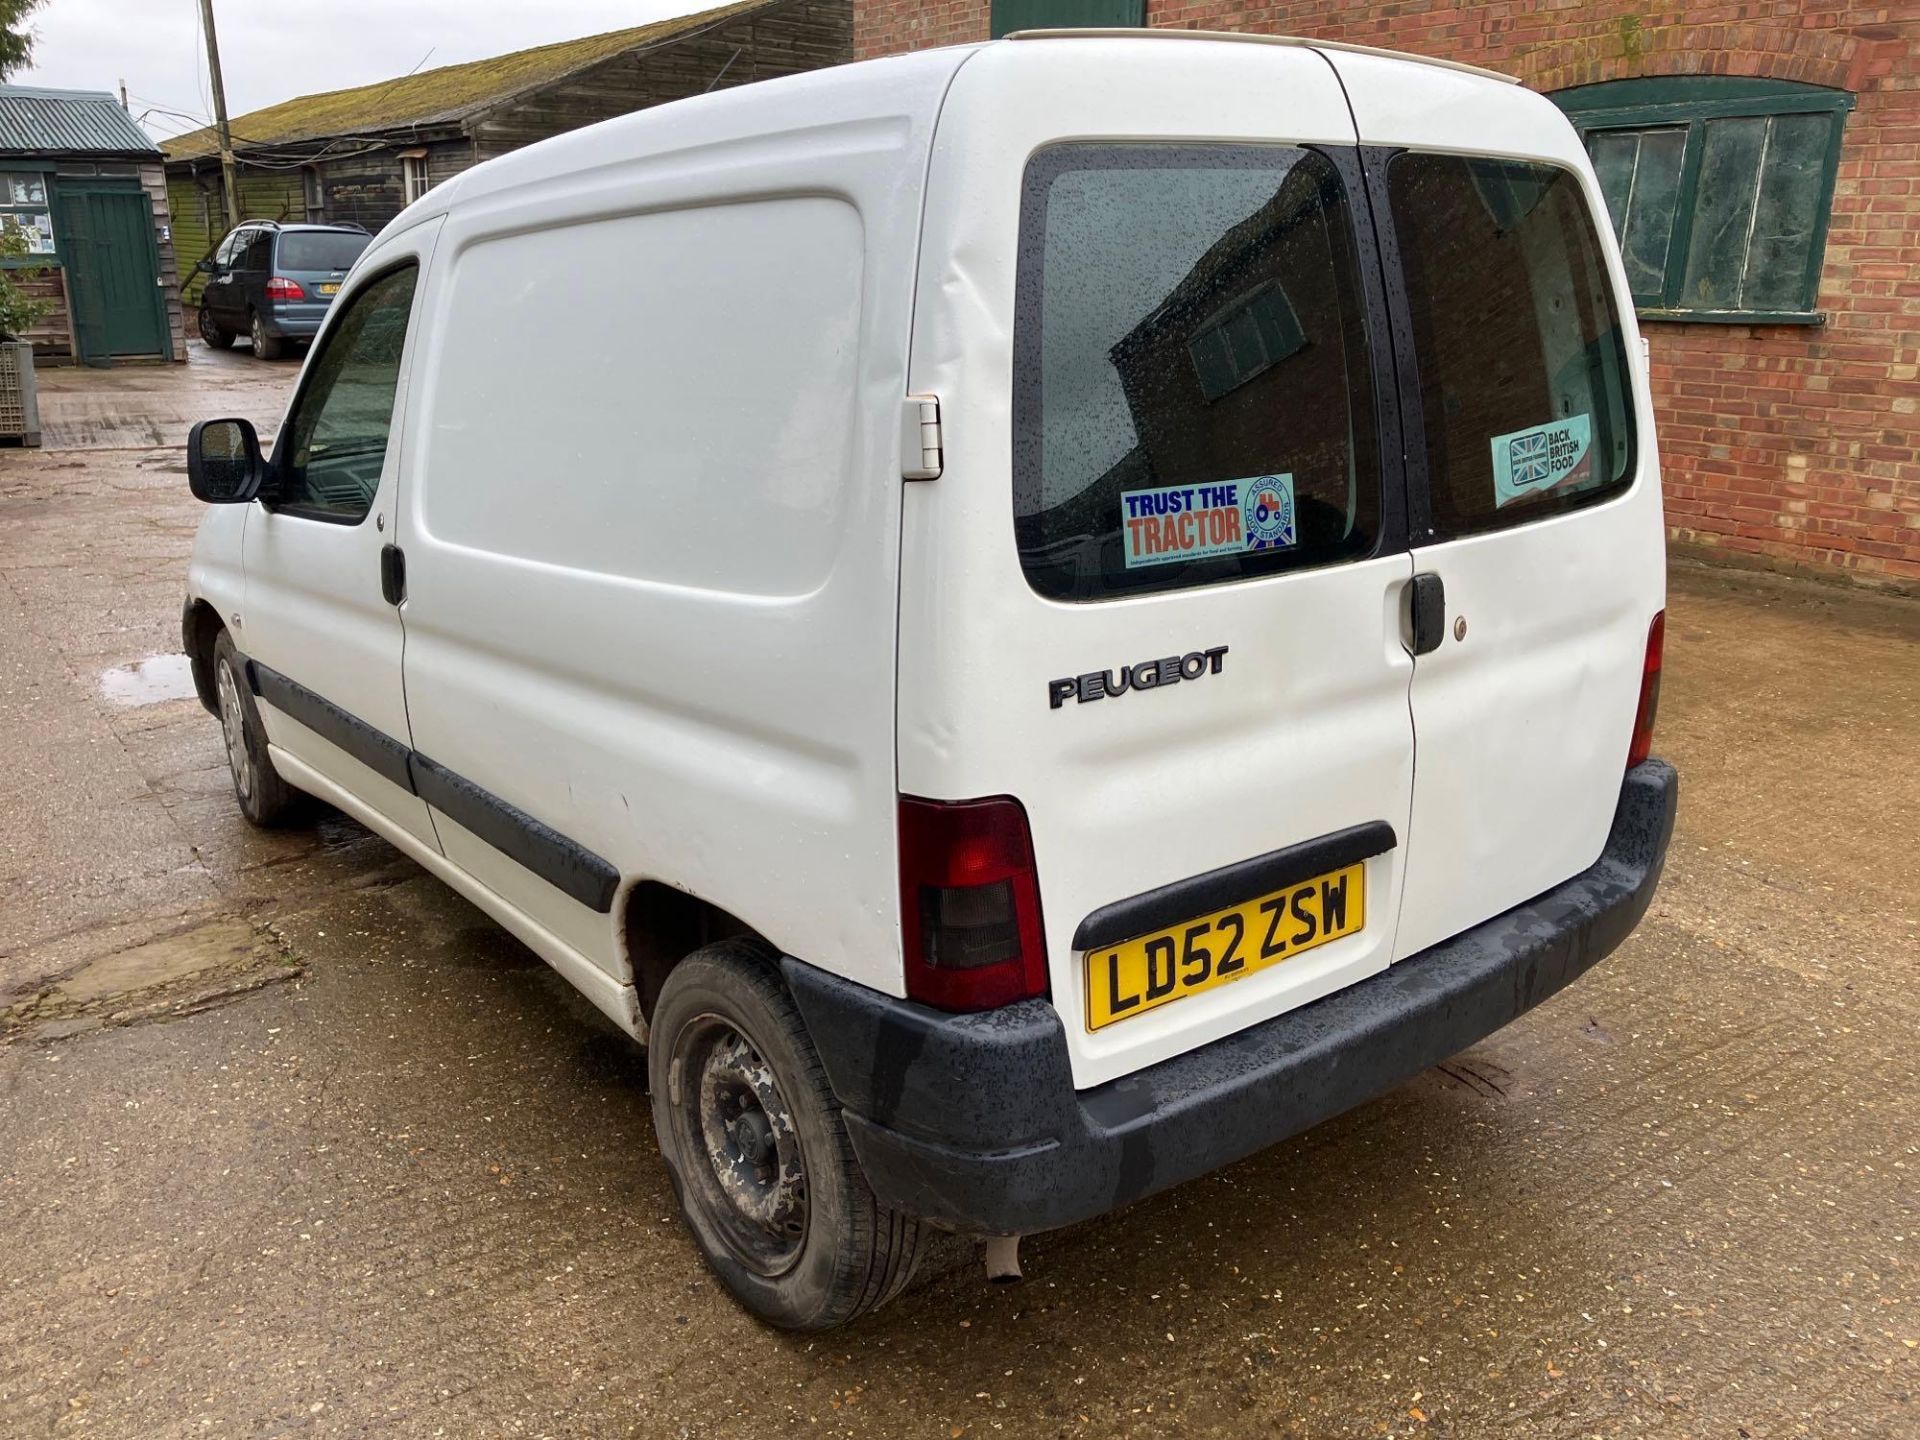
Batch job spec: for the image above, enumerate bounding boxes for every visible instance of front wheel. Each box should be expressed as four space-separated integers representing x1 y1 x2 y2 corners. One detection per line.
649 942 925 1330
198 305 234 349
212 630 302 826
249 311 287 361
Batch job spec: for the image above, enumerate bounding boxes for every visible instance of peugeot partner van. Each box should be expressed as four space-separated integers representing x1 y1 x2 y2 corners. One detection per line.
181 31 1678 1330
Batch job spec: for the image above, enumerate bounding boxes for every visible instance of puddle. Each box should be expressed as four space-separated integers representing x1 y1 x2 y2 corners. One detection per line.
100 653 198 707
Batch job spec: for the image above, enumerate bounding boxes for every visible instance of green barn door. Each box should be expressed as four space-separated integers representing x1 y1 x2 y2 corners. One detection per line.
55 182 170 364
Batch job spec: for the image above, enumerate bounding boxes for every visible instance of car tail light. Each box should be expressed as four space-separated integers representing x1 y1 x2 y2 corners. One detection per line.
898 795 1048 1011
265 277 305 301
1627 610 1664 768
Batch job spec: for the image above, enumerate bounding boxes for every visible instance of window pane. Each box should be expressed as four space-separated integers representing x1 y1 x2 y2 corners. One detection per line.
1013 145 1380 602
1744 112 1832 311
1622 129 1686 299
1587 131 1638 228
991 0 1145 38
1681 116 1767 310
280 265 417 521
277 231 370 271
1387 155 1636 541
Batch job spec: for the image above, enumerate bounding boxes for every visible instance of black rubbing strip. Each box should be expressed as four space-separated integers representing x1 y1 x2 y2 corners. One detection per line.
1071 821 1398 952
409 754 620 914
248 661 416 793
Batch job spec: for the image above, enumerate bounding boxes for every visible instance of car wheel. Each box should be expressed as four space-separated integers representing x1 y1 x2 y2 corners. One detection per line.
250 311 287 361
198 305 235 349
649 941 926 1330
212 630 302 827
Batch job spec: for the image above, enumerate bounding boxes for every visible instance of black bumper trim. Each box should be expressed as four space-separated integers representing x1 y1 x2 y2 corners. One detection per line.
787 759 1678 1236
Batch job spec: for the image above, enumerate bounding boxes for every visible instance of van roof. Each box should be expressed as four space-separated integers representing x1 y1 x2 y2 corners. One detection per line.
1005 27 1521 86
379 32 1522 243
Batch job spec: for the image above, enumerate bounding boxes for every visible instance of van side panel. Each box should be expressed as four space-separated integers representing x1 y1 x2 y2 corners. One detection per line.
395 57 970 1003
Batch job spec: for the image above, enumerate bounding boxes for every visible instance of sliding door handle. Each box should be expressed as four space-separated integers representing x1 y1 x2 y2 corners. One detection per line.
1409 572 1445 657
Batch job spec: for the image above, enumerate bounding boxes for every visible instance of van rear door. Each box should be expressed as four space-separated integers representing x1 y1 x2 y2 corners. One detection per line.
900 38 1418 1090
1322 53 1668 960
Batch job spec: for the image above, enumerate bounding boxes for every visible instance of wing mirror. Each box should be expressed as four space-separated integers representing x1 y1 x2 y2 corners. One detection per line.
194 257 215 275
187 418 268 504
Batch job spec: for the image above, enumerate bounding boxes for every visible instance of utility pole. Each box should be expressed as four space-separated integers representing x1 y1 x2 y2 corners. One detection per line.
196 0 241 231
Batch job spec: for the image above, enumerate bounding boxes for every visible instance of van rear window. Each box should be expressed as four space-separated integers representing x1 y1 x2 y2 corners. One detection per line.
278 231 371 272
1013 146 1381 603
1386 156 1636 540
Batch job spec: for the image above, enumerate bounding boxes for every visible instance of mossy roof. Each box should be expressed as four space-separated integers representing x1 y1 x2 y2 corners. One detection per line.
164 0 772 162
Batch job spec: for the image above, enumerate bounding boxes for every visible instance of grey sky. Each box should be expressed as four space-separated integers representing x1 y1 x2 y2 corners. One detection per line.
15 0 713 140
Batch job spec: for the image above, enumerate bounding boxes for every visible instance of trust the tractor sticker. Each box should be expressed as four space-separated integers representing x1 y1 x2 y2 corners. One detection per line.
1121 475 1296 569
1490 414 1593 508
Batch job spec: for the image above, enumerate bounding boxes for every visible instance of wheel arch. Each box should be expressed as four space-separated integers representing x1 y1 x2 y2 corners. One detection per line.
181 597 225 716
622 881 770 1025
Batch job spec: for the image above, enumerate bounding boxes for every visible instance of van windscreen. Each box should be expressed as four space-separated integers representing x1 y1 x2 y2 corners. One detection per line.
1012 145 1380 603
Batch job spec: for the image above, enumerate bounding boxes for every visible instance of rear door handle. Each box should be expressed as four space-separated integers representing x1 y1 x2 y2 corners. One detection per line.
1408 572 1445 656
380 544 406 606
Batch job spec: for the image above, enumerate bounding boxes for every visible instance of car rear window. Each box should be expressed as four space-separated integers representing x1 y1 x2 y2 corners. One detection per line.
1386 156 1637 541
1013 145 1381 603
277 231 372 272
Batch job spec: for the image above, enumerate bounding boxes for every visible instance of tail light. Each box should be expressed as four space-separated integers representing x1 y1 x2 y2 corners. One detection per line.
265 277 305 301
898 795 1048 1011
1627 610 1664 768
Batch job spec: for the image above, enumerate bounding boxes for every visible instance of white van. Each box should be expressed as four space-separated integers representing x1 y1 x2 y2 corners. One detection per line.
182 31 1678 1329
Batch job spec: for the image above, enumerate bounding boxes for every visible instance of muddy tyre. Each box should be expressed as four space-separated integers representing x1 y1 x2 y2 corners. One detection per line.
198 305 235 349
649 942 925 1330
212 630 302 827
249 311 287 361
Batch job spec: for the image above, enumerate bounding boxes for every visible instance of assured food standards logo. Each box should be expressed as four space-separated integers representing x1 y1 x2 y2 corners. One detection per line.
1242 475 1296 552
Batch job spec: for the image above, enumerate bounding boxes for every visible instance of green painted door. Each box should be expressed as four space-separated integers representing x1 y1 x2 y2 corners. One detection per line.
55 182 170 364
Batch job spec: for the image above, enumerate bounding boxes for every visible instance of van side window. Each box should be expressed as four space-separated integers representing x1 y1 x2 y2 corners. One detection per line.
1013 144 1381 602
275 264 417 523
242 230 273 271
1386 156 1637 541
214 230 244 269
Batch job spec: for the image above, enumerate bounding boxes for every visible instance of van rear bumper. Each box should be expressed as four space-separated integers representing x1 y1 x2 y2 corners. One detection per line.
785 758 1678 1236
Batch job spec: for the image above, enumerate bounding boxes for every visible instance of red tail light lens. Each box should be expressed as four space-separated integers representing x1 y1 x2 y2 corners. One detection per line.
898 795 1048 1011
265 276 305 301
1627 610 1664 768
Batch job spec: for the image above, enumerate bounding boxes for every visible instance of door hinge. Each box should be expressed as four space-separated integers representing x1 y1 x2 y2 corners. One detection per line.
380 544 407 606
900 394 942 481
1408 572 1446 656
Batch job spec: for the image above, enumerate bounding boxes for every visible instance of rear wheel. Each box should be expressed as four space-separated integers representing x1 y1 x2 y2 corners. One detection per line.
250 311 287 361
213 630 301 826
649 942 925 1330
198 305 234 349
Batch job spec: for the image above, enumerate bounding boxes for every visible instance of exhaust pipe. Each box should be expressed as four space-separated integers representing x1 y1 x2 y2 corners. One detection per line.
983 1234 1022 1284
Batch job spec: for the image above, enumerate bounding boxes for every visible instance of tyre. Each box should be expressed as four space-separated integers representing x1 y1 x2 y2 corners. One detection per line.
649 941 926 1330
250 311 287 361
212 630 303 826
198 305 235 349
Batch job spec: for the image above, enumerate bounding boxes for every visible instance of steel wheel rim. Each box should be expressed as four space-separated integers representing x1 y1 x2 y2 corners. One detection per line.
198 308 218 344
216 658 254 801
671 1013 808 1277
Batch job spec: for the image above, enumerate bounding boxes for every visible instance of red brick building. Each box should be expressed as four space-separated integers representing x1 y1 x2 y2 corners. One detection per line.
852 3 1918 588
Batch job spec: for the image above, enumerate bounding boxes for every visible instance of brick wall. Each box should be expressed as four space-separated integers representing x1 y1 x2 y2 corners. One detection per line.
853 3 1920 588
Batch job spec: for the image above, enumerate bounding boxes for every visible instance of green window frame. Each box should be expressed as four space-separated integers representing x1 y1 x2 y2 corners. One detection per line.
990 1 1145 40
1553 76 1853 325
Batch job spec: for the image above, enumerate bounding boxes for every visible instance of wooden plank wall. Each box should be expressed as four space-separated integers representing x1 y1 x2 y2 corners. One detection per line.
138 161 187 361
14 265 71 360
469 0 853 161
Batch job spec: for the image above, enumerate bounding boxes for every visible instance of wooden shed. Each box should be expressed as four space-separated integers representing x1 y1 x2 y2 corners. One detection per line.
0 84 185 365
164 0 850 301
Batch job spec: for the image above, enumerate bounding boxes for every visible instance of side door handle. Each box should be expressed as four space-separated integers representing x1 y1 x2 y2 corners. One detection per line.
380 544 406 606
1408 572 1445 656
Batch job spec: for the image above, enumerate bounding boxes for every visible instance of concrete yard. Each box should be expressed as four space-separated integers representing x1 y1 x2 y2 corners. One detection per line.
0 348 1914 1438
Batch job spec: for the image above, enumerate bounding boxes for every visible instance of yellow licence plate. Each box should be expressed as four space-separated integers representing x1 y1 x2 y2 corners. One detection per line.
318 283 340 296
1085 862 1365 1031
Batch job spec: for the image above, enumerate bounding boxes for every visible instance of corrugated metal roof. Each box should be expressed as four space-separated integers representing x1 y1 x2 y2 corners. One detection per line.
0 84 161 158
163 0 774 162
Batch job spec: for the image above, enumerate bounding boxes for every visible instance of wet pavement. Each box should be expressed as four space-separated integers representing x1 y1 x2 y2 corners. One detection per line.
0 353 1914 1437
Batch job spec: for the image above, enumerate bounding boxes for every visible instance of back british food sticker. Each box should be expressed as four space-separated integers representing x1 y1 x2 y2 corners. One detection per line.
1122 475 1296 569
1490 414 1593 508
